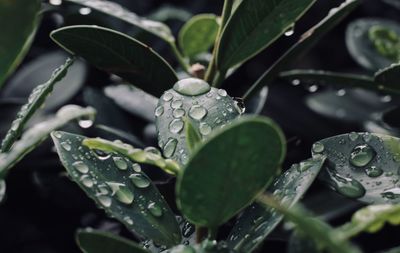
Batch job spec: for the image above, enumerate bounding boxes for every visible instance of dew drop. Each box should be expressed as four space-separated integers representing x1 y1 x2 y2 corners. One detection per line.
362 133 372 142
171 100 183 109
73 161 89 173
189 105 207 120
80 175 94 188
93 149 111 160
113 157 128 171
348 132 359 141
173 78 211 96
199 122 212 136
147 201 163 217
107 182 134 205
130 173 150 188
155 106 164 117
349 144 375 168
173 108 185 118
297 160 314 172
328 170 366 199
381 187 400 199
169 119 184 134
124 216 134 225
312 142 324 154
162 92 173 102
61 142 71 151
217 89 227 97
53 131 62 139
78 114 94 128
132 163 142 172
365 166 383 178
163 138 178 158
98 195 112 207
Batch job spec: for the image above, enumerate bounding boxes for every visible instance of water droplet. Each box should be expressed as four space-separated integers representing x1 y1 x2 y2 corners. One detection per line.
124 216 134 225
53 131 62 139
80 175 94 188
163 138 178 158
297 160 313 172
107 182 134 204
147 201 163 217
132 163 141 172
97 195 112 207
130 173 150 188
328 170 366 199
61 142 71 151
365 166 383 177
199 122 212 136
292 79 300 86
79 7 92 15
113 157 128 170
155 106 164 117
93 149 111 160
381 187 400 199
171 100 183 109
217 89 227 97
312 142 324 154
381 95 392 103
162 92 173 102
173 78 211 96
169 119 184 134
173 108 185 118
78 114 94 128
284 24 295 36
336 89 346 96
348 132 359 141
350 144 375 168
362 133 372 142
73 161 89 173
189 105 207 120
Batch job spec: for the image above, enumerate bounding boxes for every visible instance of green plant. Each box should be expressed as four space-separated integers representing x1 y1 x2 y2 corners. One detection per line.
4 0 400 252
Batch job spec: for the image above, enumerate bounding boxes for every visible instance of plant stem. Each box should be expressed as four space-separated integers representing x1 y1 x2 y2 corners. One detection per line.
170 41 191 73
205 0 234 84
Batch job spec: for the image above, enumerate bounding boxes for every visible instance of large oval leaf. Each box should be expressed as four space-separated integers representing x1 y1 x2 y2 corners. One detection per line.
0 0 41 87
313 132 400 204
176 116 286 227
51 131 181 246
227 156 325 252
76 229 149 253
51 25 177 97
216 0 316 71
178 14 219 58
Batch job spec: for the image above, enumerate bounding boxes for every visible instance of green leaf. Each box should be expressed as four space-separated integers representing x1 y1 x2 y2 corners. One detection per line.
176 116 286 227
178 14 219 58
0 0 41 88
0 105 95 178
51 25 178 97
336 204 400 239
76 229 149 253
243 0 360 100
375 62 400 92
227 156 325 253
216 0 316 71
257 195 361 253
64 0 175 43
82 137 180 175
51 132 181 246
1 57 75 152
312 132 400 204
148 6 192 23
184 118 202 152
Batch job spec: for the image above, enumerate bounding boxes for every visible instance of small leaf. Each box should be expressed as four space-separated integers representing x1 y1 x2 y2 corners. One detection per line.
1 57 75 152
51 25 177 97
0 0 41 87
243 0 360 100
0 105 96 178
184 118 202 152
227 156 325 253
148 6 192 23
178 14 219 58
346 18 400 71
336 204 400 238
216 0 316 71
313 132 400 204
76 229 149 253
176 116 286 227
51 132 181 246
64 0 175 43
257 195 361 253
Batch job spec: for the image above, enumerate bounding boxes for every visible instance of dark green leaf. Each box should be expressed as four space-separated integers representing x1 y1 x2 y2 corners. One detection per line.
257 195 361 253
51 25 177 97
0 0 41 87
148 6 192 23
64 0 175 43
227 156 325 252
0 105 95 178
185 118 202 152
176 116 286 227
178 14 219 58
1 57 75 152
346 18 400 71
51 132 181 246
76 229 149 253
375 62 400 93
313 132 400 204
243 0 359 100
216 0 316 71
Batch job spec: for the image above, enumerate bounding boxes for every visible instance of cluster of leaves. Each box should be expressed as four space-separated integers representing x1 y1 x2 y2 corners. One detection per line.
2 0 400 252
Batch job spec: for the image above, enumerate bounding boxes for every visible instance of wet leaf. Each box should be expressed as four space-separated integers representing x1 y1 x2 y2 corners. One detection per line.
76 229 149 253
51 25 177 97
178 14 219 58
51 132 181 246
1 57 75 152
0 0 41 87
227 156 325 252
0 105 95 178
176 116 286 227
346 18 400 71
243 0 359 100
64 0 175 43
375 62 400 93
313 132 400 204
216 0 316 71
